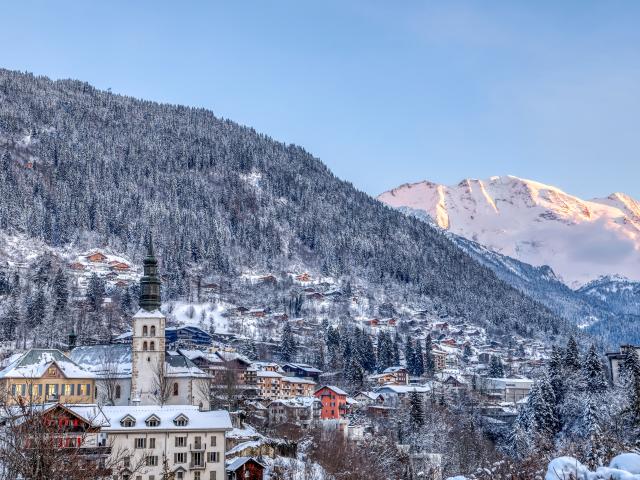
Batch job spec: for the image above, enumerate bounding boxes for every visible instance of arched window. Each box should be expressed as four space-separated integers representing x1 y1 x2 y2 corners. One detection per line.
150 341 155 351
115 385 121 399
142 326 148 337
143 341 148 351
150 326 156 337
173 382 179 396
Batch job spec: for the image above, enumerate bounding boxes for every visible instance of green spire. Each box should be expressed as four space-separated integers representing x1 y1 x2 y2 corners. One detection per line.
139 236 161 311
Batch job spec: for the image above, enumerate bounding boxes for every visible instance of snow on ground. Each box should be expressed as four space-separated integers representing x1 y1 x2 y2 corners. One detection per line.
164 301 231 334
545 454 640 480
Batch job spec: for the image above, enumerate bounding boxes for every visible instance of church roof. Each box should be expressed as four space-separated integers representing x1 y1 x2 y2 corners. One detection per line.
0 349 95 379
69 344 132 378
165 351 207 377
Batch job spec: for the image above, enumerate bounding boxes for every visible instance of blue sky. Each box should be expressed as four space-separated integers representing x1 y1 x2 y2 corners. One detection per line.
1 1 639 198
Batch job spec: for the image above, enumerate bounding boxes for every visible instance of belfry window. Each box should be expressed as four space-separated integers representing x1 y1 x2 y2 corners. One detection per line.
150 326 156 337
143 326 148 336
150 341 155 351
143 341 148 351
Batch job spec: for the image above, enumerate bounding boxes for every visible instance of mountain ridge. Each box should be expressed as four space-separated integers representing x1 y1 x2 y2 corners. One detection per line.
379 175 640 287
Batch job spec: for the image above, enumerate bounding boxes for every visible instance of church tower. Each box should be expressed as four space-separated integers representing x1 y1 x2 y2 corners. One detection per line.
130 238 166 405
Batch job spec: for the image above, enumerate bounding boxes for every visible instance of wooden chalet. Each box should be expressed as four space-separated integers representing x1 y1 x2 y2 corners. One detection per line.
85 252 107 263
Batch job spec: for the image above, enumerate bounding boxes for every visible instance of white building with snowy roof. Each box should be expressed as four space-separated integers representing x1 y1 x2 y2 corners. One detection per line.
101 404 232 480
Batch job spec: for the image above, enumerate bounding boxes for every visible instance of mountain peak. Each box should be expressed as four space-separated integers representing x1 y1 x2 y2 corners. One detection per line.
378 176 640 286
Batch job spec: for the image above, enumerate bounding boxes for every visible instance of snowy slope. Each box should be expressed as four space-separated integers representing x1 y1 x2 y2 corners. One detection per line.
379 176 640 287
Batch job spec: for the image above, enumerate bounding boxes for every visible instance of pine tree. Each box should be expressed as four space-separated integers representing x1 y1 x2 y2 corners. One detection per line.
86 273 105 312
280 322 297 362
488 355 505 378
510 405 534 459
376 331 393 372
563 336 581 374
412 339 424 377
404 340 415 375
583 395 605 470
52 267 69 317
462 344 472 364
408 390 425 430
392 334 400 366
241 338 258 360
582 344 607 394
528 376 557 438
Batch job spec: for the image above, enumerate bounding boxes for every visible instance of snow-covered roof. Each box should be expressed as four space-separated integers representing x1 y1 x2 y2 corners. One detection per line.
165 351 207 377
257 370 283 378
0 349 95 379
281 376 315 385
382 366 407 374
69 345 132 378
102 405 232 432
315 385 348 396
374 385 432 395
226 456 266 472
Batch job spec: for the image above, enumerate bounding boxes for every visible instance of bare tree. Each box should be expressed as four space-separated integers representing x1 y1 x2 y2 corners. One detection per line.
0 387 145 480
151 358 172 406
99 349 122 406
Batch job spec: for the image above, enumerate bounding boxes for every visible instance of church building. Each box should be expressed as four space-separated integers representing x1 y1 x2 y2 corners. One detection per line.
70 240 208 408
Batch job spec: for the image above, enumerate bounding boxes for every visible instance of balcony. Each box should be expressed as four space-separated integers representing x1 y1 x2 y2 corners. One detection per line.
189 442 206 451
189 460 206 470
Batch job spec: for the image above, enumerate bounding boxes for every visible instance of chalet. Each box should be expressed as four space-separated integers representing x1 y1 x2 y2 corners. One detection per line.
432 322 449 333
314 385 348 420
248 308 267 318
267 397 321 428
4 403 110 470
354 391 384 407
366 318 380 327
108 261 130 272
201 282 220 291
69 262 86 271
271 312 289 321
306 292 325 302
258 274 277 284
165 325 212 348
375 385 432 407
295 273 312 282
368 366 409 386
85 251 107 263
0 349 96 404
226 457 266 480
281 363 323 381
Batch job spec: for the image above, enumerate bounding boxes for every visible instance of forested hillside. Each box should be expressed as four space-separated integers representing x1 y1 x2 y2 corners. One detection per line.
0 68 571 341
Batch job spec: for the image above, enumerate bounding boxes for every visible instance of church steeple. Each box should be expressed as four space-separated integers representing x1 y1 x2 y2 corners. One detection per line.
139 236 161 311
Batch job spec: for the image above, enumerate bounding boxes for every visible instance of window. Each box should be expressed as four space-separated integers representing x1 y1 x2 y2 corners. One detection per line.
210 435 216 447
64 384 72 396
145 455 158 466
134 438 146 449
143 341 148 351
149 437 156 448
143 326 148 336
173 382 179 396
116 385 121 399
122 416 136 428
207 452 219 462
48 367 57 376
175 436 187 447
194 473 201 480
150 341 155 351
37 384 42 396
174 452 187 463
150 326 156 336
209 472 217 480
177 473 184 480
124 456 130 468
86 383 91 397
146 416 160 427
149 476 155 480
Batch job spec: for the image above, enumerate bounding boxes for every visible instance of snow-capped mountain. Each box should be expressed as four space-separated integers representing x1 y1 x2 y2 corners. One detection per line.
379 175 640 287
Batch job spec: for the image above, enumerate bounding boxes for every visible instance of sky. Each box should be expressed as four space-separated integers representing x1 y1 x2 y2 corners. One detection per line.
1 1 639 199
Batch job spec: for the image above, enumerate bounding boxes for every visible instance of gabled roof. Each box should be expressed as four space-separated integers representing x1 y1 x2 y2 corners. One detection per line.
102 405 232 432
315 385 348 396
0 349 95 379
226 456 266 472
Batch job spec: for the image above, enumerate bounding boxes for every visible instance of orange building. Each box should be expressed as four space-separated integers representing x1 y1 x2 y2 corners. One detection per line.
314 385 348 420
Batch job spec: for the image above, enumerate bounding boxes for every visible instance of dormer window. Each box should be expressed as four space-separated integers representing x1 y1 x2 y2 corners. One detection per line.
173 414 189 427
47 367 56 376
145 414 161 427
120 415 136 428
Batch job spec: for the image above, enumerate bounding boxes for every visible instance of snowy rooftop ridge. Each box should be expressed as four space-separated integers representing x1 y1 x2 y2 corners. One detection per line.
0 348 95 379
101 405 232 432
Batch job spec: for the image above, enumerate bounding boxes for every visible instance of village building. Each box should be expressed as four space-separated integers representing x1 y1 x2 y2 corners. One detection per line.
266 397 321 428
0 349 96 404
606 344 640 385
367 366 409 386
226 456 266 480
281 363 323 381
479 377 533 403
314 385 348 420
101 404 231 480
